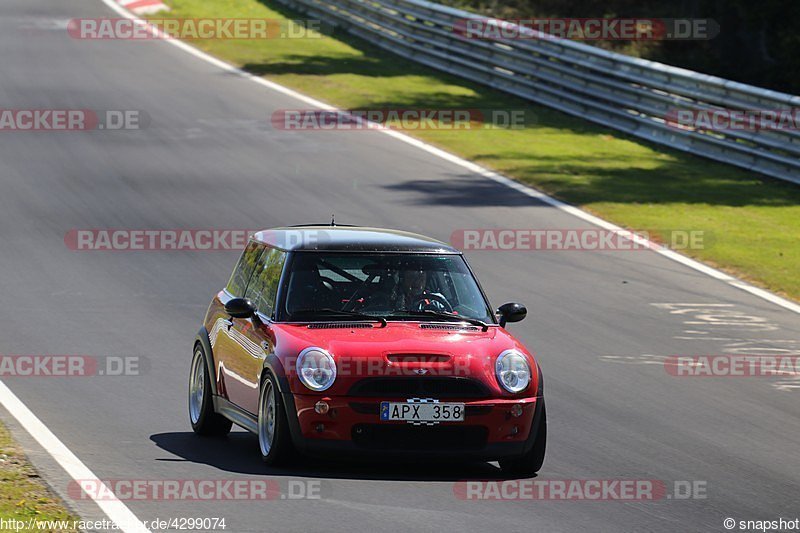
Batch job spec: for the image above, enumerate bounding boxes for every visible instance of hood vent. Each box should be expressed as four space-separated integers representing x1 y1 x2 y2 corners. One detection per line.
387 353 451 363
307 322 374 329
420 324 480 332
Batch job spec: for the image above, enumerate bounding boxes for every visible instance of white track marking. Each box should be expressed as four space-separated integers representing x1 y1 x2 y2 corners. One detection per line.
0 381 150 532
98 0 800 316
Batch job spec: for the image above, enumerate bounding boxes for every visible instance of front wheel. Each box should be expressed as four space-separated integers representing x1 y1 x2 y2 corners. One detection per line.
499 402 546 477
258 373 294 466
188 345 232 436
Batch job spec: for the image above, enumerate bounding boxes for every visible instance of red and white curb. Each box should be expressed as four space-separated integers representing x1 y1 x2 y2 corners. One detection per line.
117 0 169 15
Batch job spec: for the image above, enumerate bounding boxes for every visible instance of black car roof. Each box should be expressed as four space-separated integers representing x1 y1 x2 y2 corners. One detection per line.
252 226 460 253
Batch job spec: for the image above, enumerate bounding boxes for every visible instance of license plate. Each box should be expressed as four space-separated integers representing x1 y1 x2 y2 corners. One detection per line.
380 401 465 422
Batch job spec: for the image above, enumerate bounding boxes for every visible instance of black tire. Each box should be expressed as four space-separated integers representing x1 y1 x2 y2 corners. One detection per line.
257 373 295 466
188 344 232 436
499 403 546 477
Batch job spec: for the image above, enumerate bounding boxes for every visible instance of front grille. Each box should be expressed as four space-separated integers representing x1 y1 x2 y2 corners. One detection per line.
352 424 488 451
348 377 489 398
349 402 492 417
307 322 374 329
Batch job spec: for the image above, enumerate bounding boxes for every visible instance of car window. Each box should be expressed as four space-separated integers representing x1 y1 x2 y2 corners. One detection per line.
226 240 264 297
283 253 494 322
449 267 490 317
245 247 287 318
317 256 369 282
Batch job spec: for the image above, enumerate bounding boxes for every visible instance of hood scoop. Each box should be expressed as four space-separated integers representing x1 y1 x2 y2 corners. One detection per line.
419 323 481 332
307 322 374 329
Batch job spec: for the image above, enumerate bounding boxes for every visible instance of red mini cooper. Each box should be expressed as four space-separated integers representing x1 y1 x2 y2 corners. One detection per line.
189 226 546 475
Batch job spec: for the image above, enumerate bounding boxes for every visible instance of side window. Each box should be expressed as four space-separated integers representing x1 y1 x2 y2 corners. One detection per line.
245 248 287 318
226 240 265 297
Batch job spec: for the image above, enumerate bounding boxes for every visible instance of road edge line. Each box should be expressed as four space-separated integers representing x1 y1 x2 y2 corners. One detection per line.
0 381 150 533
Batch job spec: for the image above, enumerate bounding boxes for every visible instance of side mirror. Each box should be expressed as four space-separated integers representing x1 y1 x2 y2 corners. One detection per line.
496 302 527 328
225 298 257 319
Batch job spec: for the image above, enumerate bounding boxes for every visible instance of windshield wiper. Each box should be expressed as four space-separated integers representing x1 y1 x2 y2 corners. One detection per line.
290 308 387 327
392 310 490 331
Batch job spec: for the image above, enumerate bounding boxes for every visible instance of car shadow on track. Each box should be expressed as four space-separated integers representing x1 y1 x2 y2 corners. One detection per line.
150 431 530 481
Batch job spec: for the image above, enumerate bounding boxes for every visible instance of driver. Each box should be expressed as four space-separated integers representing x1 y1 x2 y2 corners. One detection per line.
392 267 427 311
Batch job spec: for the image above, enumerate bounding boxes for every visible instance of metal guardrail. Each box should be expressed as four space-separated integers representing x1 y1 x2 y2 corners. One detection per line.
274 0 800 185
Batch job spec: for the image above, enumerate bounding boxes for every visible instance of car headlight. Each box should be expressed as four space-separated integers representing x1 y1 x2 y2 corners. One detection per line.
495 350 531 393
296 347 337 391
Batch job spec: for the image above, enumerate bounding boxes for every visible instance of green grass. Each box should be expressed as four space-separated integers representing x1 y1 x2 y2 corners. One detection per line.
158 0 799 301
0 422 79 532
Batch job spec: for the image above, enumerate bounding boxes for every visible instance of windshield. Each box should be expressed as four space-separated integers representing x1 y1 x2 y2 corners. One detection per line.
282 253 495 323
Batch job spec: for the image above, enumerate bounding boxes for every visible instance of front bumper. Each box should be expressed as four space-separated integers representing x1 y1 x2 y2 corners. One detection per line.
282 393 544 460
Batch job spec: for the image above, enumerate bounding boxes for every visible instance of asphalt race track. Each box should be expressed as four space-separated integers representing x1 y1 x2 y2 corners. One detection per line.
0 0 798 531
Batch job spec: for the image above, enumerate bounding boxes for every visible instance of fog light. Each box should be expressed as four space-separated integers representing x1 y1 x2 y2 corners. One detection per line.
510 404 523 417
314 401 330 414
511 425 519 435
